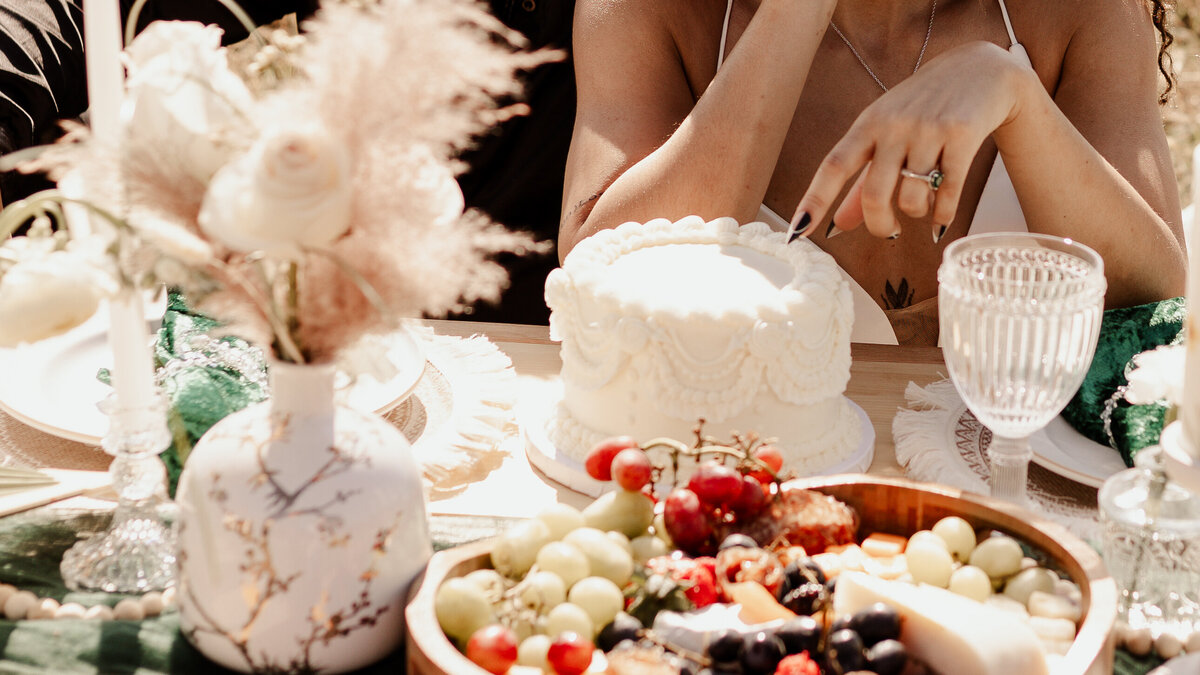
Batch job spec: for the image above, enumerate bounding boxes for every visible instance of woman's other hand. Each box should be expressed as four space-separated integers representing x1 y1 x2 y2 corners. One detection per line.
793 40 1033 241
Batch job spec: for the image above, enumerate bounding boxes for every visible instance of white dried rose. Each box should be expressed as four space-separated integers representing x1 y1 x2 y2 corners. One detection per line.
1125 344 1185 406
0 249 103 347
122 21 255 184
197 126 353 255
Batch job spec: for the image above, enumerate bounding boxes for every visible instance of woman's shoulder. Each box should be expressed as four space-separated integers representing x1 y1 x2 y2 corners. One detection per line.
1005 0 1156 43
573 0 733 85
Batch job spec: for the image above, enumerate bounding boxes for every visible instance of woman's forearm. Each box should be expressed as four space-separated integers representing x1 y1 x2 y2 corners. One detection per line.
562 0 835 255
995 66 1186 307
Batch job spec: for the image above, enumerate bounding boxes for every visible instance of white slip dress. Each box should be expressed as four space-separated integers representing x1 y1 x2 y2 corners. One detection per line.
717 0 1032 344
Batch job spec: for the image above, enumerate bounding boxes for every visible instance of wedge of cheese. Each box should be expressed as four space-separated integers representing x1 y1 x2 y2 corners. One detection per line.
834 572 1049 675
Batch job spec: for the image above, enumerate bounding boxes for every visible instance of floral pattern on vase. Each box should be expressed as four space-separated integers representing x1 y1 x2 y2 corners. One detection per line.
175 361 430 673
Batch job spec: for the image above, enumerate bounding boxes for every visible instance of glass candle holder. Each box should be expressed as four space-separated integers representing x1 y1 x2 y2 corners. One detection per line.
59 394 176 592
1099 445 1200 637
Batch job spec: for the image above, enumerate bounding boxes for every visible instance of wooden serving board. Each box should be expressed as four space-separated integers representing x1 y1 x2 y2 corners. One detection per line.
405 475 1116 675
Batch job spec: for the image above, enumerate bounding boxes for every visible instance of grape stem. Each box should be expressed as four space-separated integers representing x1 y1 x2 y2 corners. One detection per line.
637 438 784 484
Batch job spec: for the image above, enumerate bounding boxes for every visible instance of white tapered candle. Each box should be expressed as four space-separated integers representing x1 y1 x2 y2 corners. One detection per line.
83 2 156 411
82 0 124 142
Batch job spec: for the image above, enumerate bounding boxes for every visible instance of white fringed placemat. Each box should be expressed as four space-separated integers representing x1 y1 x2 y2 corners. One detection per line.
388 327 518 499
892 378 1103 542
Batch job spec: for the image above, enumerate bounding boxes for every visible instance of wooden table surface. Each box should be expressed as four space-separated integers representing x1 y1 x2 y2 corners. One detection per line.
423 320 946 517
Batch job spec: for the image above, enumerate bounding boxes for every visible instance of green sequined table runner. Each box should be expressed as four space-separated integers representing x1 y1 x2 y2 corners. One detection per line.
0 507 519 674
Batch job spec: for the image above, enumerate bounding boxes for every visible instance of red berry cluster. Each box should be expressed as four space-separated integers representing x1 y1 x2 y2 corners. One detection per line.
584 431 787 557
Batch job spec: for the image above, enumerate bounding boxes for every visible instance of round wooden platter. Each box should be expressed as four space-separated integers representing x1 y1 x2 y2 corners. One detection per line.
406 474 1117 675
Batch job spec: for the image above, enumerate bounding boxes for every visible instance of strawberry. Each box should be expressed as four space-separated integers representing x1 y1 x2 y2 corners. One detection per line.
775 651 821 675
677 563 717 608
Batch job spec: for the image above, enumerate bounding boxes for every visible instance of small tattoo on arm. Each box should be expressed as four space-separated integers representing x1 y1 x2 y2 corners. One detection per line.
881 279 915 310
562 192 602 227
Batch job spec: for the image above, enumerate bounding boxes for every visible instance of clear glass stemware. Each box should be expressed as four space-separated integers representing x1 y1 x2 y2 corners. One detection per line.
939 233 1106 504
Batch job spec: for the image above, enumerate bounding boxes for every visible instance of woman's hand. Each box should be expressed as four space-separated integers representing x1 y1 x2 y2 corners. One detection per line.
792 41 1035 241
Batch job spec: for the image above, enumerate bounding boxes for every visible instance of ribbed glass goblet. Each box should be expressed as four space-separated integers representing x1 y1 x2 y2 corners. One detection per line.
939 233 1106 504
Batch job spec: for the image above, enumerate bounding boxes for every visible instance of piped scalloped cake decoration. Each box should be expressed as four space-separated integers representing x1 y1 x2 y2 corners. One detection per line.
545 216 854 422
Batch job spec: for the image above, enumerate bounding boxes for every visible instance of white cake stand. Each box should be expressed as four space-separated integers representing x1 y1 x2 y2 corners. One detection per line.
520 383 875 497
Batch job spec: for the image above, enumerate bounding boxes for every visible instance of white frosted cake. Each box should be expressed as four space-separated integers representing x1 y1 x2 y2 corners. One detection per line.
544 216 863 476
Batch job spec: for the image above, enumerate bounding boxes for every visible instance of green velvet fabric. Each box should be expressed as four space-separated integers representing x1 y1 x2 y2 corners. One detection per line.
153 292 268 496
1061 297 1186 467
0 509 521 673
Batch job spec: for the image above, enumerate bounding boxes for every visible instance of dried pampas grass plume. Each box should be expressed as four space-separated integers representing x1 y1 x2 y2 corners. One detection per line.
205 0 558 361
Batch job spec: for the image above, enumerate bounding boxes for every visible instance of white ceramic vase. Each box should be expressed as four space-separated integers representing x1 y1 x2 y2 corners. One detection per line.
175 360 431 673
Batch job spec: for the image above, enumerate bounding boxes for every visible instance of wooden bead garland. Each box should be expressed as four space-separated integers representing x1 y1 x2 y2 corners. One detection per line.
0 583 175 621
1114 620 1200 660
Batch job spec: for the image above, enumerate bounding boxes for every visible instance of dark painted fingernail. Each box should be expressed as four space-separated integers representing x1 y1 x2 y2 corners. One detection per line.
932 224 949 244
789 212 811 243
825 219 842 240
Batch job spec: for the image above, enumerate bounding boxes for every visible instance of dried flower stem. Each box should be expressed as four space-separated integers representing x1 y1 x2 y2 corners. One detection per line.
303 246 395 329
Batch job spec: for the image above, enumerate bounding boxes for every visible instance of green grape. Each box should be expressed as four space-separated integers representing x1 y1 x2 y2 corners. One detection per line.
931 516 977 562
582 489 655 539
907 529 949 552
519 570 567 614
544 601 595 639
462 569 508 604
537 503 586 541
948 565 993 602
1002 567 1056 606
968 535 1023 580
566 576 625 630
434 578 495 643
491 519 552 578
564 528 634 587
904 541 954 588
630 535 669 565
536 542 590 589
607 531 633 555
518 634 553 670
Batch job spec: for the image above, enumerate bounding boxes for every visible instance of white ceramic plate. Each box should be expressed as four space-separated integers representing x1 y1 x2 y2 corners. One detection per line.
0 308 424 445
1029 415 1129 488
521 382 875 497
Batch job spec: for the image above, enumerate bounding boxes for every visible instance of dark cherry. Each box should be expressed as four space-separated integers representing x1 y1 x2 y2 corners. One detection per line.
705 628 744 665
740 631 786 674
850 602 902 646
774 616 821 656
828 629 866 673
780 582 824 616
596 612 643 651
866 639 908 675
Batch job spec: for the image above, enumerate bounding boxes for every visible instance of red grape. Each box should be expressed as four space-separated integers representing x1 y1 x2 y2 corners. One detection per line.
611 448 652 491
751 444 784 480
547 632 593 675
663 488 712 554
729 474 768 517
687 462 743 507
584 436 637 481
466 624 518 674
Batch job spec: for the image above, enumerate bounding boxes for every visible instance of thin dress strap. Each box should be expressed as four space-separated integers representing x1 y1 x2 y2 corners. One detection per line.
996 0 1018 47
717 0 734 70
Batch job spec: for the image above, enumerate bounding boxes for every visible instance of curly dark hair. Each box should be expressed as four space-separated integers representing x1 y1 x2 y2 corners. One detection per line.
1150 0 1176 104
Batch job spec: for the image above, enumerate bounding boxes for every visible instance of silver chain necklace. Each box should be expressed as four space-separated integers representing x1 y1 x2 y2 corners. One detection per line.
829 0 938 93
